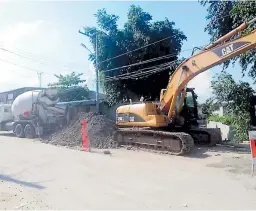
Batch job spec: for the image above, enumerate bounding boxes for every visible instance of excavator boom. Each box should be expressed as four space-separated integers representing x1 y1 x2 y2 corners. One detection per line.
160 19 256 119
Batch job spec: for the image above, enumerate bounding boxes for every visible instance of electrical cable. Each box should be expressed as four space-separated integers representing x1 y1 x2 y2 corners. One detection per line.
105 62 172 80
0 58 52 75
0 46 84 74
105 61 177 82
105 66 170 81
102 53 179 73
98 36 173 65
0 47 67 68
105 61 173 80
82 13 234 67
0 43 71 66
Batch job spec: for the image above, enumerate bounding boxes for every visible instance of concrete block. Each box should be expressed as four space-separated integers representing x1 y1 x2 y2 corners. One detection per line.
207 121 235 141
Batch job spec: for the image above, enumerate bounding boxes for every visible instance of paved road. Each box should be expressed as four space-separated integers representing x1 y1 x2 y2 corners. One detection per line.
0 133 256 209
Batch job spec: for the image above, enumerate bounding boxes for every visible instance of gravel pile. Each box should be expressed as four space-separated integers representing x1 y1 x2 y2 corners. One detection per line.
43 112 117 149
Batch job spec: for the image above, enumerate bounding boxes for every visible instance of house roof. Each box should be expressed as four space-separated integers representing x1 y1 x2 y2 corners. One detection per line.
0 87 44 95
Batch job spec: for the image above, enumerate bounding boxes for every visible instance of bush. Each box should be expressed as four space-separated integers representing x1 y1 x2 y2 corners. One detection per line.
57 86 89 102
209 114 249 142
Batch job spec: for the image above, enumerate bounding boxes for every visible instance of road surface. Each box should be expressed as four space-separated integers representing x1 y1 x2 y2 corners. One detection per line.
0 133 256 209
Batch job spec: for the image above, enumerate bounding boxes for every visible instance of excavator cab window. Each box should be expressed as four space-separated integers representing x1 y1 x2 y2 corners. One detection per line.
180 88 199 126
185 91 195 108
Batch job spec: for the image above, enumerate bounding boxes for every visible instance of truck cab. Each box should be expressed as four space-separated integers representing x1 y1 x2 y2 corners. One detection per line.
0 104 14 131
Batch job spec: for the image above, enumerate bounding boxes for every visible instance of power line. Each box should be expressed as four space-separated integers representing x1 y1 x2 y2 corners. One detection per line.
0 44 70 67
105 65 157 80
101 44 203 74
105 62 172 80
83 13 233 66
135 66 171 79
98 36 173 65
102 53 178 74
0 47 55 66
0 46 84 74
130 62 176 78
99 13 238 68
0 58 52 75
123 62 175 79
105 65 170 82
105 61 177 82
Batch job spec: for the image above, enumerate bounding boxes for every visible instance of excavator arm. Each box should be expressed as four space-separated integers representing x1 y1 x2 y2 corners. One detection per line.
160 18 256 120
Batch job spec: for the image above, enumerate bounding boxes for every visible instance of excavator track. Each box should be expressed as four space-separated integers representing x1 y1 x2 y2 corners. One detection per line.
187 127 222 147
114 128 194 155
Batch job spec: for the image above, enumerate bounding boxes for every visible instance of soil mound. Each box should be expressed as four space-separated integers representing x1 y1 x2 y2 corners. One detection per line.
43 112 117 149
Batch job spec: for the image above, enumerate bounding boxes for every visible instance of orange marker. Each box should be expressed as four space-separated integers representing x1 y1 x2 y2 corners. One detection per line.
249 131 256 176
81 120 90 152
250 139 256 161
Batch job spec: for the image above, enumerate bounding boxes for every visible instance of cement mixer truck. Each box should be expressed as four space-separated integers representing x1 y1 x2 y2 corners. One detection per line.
0 89 68 138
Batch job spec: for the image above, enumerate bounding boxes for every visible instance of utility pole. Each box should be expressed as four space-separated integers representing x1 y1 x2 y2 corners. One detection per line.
79 30 99 113
95 33 99 113
37 72 43 87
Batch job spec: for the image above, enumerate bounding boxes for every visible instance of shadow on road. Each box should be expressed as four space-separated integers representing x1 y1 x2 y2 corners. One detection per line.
0 132 15 137
185 144 251 159
207 144 250 154
0 174 45 189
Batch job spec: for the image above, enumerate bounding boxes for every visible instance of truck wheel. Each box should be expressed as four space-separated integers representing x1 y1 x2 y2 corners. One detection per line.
24 124 36 139
15 124 25 138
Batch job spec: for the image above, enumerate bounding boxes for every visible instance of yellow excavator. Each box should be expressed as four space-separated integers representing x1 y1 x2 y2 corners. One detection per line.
114 17 256 155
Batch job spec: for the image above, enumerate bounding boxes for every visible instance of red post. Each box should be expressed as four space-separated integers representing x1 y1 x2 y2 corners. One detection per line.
81 120 90 152
249 131 256 176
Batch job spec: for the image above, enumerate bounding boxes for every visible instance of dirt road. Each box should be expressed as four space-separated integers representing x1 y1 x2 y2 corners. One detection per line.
0 133 256 210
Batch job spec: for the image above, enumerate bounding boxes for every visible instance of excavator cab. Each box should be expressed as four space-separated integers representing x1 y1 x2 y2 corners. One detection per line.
160 88 199 126
181 88 199 126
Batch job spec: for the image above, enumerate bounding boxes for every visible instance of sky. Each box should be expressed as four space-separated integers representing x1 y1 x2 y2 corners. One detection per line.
0 1 254 103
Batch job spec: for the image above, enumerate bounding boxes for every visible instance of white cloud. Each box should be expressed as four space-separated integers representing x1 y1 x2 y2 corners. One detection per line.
187 70 213 103
88 62 96 76
0 20 44 48
0 19 96 93
0 20 63 92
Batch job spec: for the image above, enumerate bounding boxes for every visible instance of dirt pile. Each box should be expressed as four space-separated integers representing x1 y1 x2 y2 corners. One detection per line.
43 112 117 149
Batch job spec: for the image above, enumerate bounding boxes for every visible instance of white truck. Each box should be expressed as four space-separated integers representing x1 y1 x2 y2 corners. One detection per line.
0 89 68 138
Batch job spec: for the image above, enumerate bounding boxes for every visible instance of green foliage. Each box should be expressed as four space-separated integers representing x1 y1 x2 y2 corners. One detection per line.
48 72 86 89
209 113 250 142
206 71 254 142
209 115 234 126
211 71 254 115
201 1 256 80
200 98 219 117
48 72 89 102
82 5 187 105
57 86 89 102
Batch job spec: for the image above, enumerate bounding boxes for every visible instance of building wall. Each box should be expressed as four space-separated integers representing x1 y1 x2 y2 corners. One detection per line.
212 106 224 117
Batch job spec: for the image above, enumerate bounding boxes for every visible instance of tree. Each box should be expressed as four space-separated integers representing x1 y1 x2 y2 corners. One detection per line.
200 98 219 117
48 72 89 102
81 5 187 105
48 72 86 89
201 1 256 79
211 72 254 115
208 71 254 141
